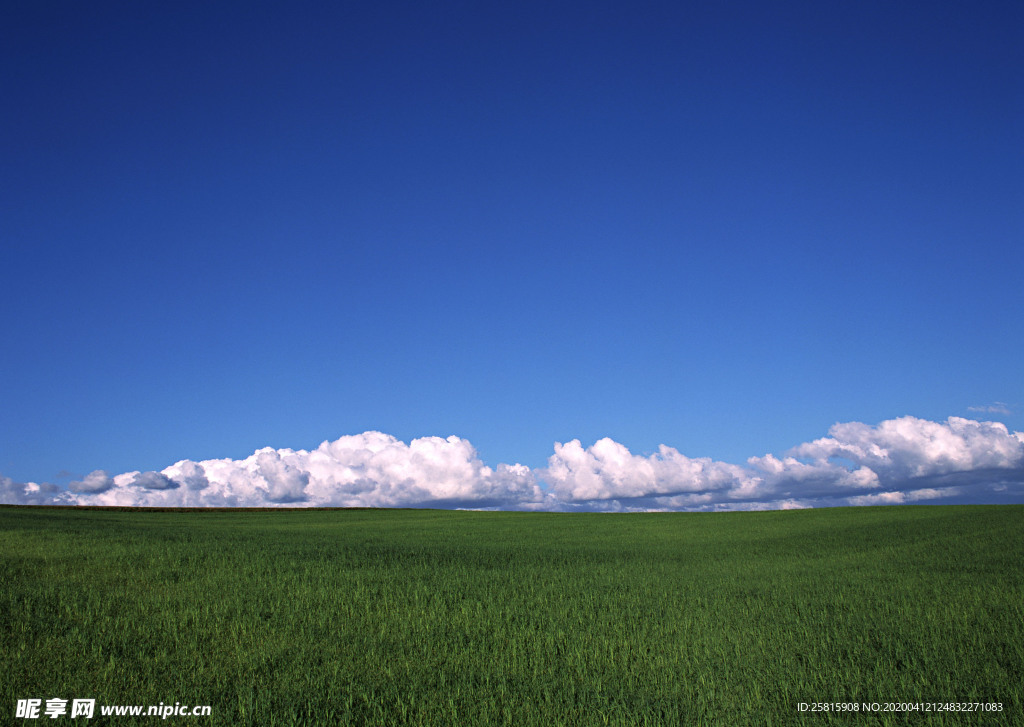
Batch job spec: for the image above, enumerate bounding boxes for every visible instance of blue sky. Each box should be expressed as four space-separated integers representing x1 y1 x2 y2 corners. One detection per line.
2 1 1022 508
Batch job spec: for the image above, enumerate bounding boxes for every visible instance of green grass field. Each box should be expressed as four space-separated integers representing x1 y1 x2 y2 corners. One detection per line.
2 505 1021 725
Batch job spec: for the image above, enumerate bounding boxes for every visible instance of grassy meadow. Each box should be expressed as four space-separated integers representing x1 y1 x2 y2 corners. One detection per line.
1 505 1022 725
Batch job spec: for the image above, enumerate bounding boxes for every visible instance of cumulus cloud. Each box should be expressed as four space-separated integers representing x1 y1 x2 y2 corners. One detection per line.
255 450 310 503
29 432 549 510
175 461 210 490
846 487 961 507
69 470 114 494
791 417 1024 481
1 475 74 506
540 416 1024 511
130 471 180 490
1 417 1022 511
543 438 756 503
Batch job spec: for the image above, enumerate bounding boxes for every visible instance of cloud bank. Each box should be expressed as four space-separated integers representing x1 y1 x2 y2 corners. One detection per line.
2 417 1023 511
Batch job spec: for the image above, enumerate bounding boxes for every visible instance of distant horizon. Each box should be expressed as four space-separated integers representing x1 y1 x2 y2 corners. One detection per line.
4 414 1023 512
3 502 1022 514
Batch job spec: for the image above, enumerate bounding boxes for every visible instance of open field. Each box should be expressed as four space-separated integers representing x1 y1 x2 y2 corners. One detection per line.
2 505 1022 725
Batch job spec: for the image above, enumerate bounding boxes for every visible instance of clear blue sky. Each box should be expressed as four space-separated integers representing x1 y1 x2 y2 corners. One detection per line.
2 0 1022 486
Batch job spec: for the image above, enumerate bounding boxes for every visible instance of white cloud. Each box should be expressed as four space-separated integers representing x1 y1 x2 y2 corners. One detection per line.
175 461 210 490
540 416 1023 511
1 417 1022 511
1 475 74 506
50 432 548 510
968 402 1013 415
255 450 310 503
846 487 961 507
543 438 753 502
69 470 114 494
791 416 1024 480
130 471 180 490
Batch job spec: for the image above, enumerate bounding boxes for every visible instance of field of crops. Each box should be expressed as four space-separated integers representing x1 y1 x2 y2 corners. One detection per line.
1 505 1021 725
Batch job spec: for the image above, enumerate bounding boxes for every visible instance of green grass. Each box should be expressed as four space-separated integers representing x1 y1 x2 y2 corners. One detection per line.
1 505 1022 725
